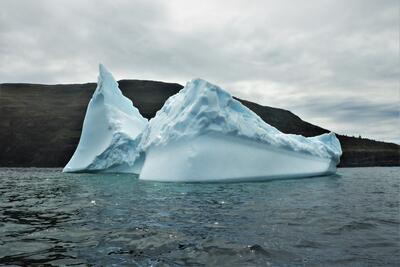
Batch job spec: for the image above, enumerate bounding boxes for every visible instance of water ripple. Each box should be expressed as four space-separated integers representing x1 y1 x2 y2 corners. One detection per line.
0 167 399 266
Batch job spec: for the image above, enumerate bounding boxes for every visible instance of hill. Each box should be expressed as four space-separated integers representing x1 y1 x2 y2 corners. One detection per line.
0 80 398 167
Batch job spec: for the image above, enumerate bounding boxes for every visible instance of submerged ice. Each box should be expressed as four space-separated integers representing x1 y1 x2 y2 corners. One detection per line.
63 65 148 173
64 67 342 181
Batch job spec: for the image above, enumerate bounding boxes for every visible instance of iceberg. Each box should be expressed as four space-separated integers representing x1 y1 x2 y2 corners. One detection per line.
63 64 148 173
63 68 342 182
139 79 342 182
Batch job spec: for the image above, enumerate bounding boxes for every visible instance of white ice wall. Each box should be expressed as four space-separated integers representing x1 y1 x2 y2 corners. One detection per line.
63 64 148 173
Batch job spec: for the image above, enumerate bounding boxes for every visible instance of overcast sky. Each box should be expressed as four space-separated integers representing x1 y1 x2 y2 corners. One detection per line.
1 0 398 143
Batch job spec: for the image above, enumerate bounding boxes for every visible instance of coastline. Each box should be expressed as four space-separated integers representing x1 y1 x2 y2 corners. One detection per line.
1 81 398 168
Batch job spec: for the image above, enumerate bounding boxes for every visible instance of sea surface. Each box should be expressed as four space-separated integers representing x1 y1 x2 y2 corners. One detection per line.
0 167 399 266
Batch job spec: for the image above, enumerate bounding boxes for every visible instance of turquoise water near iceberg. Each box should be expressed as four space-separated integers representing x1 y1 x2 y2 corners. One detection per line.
0 167 399 266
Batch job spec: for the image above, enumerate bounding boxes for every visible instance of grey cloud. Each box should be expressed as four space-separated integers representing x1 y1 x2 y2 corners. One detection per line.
287 97 399 142
0 0 398 142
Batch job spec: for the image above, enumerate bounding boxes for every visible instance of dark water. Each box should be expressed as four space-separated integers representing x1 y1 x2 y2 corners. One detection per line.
0 168 399 267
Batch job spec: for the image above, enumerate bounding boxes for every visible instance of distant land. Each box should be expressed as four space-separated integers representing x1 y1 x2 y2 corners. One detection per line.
0 80 399 168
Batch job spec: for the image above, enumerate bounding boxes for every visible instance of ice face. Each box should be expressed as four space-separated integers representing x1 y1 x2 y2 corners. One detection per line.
139 79 342 181
63 64 148 173
139 134 338 182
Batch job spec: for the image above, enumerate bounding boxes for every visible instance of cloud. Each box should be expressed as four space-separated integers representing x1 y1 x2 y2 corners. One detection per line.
0 0 398 143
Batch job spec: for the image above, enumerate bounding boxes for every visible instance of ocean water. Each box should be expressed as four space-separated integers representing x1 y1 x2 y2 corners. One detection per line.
0 168 399 267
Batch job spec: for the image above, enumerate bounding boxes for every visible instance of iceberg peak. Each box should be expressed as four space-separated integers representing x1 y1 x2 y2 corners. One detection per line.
94 64 121 100
63 64 148 173
140 78 277 149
